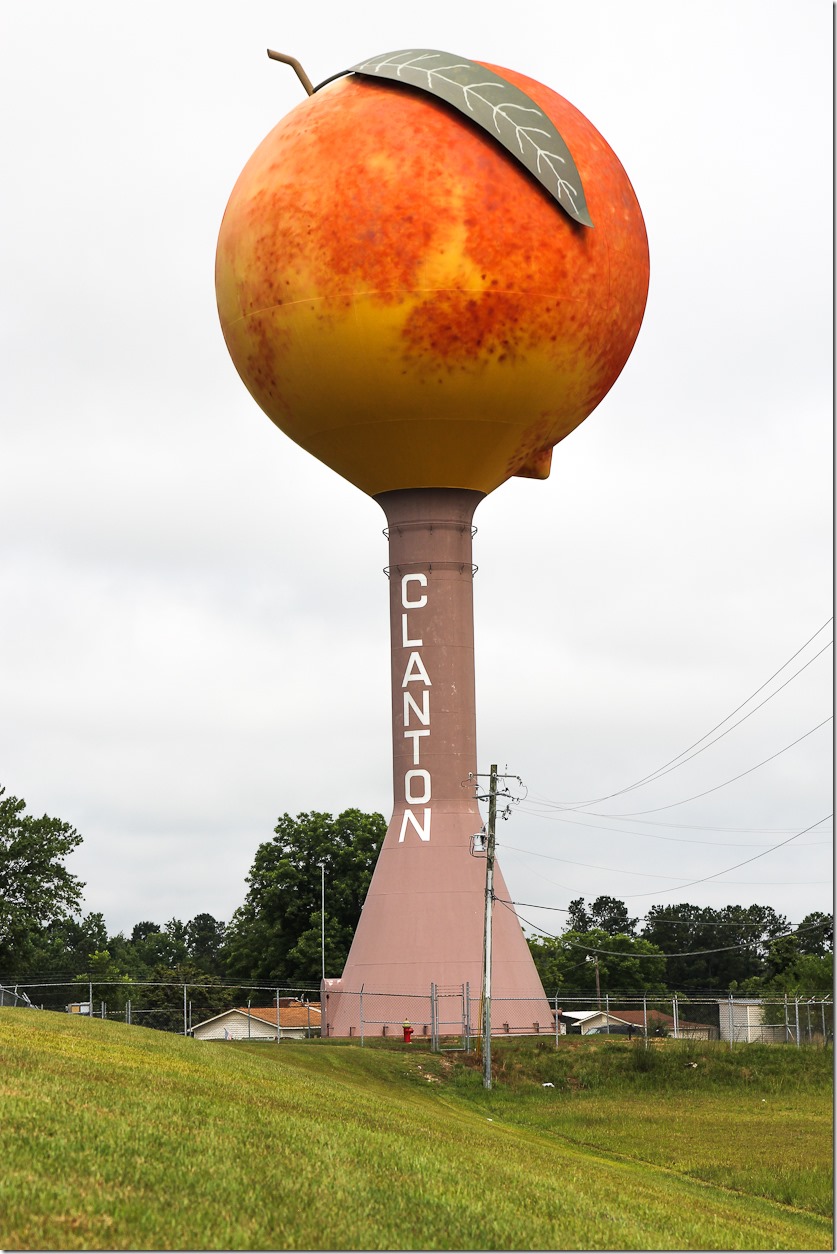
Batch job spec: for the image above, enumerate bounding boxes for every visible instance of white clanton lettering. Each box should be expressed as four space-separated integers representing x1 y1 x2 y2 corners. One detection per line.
399 572 431 841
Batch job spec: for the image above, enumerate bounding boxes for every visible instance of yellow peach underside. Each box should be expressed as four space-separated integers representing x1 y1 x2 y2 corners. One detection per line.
220 288 602 497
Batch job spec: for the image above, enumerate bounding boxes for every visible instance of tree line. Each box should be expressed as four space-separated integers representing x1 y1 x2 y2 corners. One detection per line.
526 894 831 998
1 787 831 1027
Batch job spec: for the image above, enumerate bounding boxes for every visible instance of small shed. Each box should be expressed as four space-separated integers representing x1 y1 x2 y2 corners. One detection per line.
717 999 785 1043
191 1001 321 1041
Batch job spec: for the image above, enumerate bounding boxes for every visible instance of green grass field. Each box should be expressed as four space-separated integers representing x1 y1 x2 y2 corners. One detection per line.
1 1010 831 1251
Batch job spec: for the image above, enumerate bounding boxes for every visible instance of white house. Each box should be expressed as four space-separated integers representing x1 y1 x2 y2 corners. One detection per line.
557 1008 714 1039
191 1001 321 1041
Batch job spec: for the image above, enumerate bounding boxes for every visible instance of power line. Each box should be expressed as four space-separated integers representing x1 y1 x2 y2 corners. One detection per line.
499 901 832 930
596 717 832 818
512 809 832 849
620 814 831 898
498 842 700 881
528 812 832 833
532 617 832 810
498 820 828 885
497 898 830 959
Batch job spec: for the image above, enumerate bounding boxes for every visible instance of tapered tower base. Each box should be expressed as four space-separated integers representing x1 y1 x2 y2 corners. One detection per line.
323 490 551 1037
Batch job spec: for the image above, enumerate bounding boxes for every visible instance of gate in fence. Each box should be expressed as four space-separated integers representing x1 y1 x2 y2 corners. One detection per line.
430 982 473 1052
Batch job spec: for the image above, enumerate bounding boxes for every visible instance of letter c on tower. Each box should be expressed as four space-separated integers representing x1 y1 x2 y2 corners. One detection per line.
401 573 428 609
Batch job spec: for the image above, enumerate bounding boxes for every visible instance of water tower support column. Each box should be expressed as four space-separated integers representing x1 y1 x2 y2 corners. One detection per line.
324 489 551 1034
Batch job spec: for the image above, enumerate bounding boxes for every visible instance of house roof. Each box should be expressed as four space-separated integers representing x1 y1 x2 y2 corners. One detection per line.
191 1003 321 1032
606 1009 707 1031
240 1005 321 1029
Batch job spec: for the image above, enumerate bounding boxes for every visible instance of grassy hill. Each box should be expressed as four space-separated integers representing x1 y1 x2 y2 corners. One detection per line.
1 1010 831 1251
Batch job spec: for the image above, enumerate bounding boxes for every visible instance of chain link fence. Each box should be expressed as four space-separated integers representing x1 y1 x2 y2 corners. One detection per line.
322 983 554 1043
549 993 833 1047
1 981 831 1048
0 980 320 1037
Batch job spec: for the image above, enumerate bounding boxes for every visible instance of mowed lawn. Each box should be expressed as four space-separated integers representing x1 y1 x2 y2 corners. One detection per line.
0 1011 831 1251
445 1036 833 1219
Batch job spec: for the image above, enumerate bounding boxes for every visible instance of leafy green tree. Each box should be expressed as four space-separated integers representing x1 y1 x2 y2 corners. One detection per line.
225 809 385 984
783 952 833 997
74 948 134 1015
185 913 227 975
796 911 833 956
766 912 835 998
124 922 189 974
641 902 787 992
131 921 160 944
567 898 591 932
11 912 106 981
763 932 802 978
130 963 233 1033
565 897 638 936
0 787 85 975
527 937 587 993
104 929 144 978
589 896 638 936
528 929 667 996
165 918 188 947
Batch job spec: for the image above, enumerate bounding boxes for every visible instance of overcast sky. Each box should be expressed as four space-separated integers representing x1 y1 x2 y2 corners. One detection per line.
2 2 832 944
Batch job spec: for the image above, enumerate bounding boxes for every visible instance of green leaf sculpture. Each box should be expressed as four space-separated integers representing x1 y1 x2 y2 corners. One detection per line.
317 48 593 227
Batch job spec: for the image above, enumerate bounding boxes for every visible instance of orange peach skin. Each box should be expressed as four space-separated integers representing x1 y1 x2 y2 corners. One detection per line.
215 64 649 497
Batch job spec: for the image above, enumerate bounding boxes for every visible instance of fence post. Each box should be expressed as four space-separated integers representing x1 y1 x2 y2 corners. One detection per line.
794 997 800 1048
359 986 364 1047
465 981 471 1052
430 983 437 1052
673 994 680 1039
275 989 281 1043
248 997 252 1039
89 980 93 1018
555 994 560 1049
183 985 188 1036
307 1001 311 1039
784 994 790 1044
728 994 734 1050
642 994 648 1048
821 998 827 1045
605 993 610 1033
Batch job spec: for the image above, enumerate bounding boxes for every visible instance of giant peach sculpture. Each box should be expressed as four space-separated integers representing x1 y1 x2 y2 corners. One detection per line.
216 49 649 1035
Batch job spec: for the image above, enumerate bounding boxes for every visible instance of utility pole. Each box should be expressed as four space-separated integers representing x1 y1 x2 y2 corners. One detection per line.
471 764 523 1091
483 764 498 1091
318 861 326 982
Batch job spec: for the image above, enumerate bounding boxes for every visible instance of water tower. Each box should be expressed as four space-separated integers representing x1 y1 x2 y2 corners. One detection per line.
216 50 649 1035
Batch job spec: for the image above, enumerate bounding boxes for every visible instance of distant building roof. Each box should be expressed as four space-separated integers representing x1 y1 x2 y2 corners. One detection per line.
238 1005 321 1029
608 1009 707 1031
191 1002 321 1033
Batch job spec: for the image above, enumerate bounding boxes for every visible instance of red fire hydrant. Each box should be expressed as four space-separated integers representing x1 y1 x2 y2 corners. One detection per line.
402 1020 414 1044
